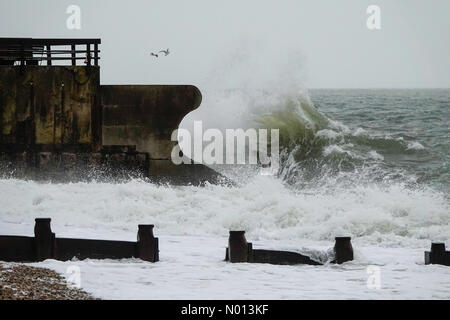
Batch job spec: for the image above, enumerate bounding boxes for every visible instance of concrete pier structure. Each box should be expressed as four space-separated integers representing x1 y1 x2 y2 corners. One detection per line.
0 37 225 185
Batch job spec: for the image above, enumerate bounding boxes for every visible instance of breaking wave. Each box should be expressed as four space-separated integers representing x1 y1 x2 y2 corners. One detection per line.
227 89 441 194
165 87 450 246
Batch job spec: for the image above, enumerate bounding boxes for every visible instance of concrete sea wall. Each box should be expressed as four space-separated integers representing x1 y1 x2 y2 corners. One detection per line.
0 65 224 184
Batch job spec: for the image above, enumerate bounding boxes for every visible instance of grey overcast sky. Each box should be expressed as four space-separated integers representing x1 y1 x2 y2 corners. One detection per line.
1 0 449 88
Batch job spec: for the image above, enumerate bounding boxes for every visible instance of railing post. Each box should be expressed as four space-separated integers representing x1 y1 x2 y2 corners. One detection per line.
94 43 98 66
20 44 25 66
34 218 55 261
71 44 76 66
46 45 52 66
86 43 91 66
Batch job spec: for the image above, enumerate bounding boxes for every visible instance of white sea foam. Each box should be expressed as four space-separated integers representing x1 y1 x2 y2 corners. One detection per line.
1 175 449 299
407 141 426 150
353 127 368 136
315 129 340 140
323 145 354 157
0 177 448 247
27 240 450 299
368 150 384 160
328 119 351 133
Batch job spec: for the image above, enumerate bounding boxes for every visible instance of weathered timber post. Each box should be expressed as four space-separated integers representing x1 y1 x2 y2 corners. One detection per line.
334 237 353 264
228 231 250 263
137 224 159 262
430 243 446 265
34 218 55 261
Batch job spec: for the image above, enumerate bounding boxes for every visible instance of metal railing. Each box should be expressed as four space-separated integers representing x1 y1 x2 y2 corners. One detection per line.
0 38 101 66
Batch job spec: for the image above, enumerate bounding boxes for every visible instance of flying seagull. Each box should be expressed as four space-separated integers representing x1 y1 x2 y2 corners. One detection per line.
159 48 170 56
150 52 159 58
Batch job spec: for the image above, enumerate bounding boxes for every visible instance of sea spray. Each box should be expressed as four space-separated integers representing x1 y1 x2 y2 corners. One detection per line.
0 175 448 247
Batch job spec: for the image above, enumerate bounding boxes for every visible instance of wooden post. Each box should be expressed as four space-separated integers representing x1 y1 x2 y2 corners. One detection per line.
71 44 76 66
34 218 55 261
46 45 51 66
334 237 353 264
228 231 249 263
137 225 158 262
431 243 446 264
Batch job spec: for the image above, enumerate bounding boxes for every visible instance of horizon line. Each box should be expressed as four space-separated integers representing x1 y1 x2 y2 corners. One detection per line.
308 87 450 90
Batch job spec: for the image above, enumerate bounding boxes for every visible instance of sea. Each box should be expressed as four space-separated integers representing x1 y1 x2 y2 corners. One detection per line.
0 88 449 299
